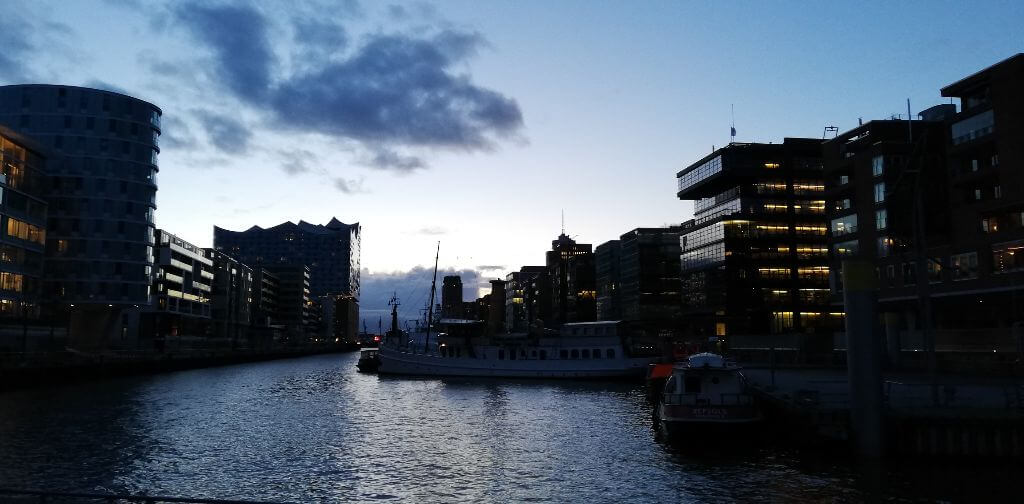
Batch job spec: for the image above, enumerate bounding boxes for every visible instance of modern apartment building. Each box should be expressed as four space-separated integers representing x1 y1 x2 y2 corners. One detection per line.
213 218 360 298
504 266 547 332
0 126 48 322
143 230 213 347
545 233 594 327
676 139 836 350
205 248 253 348
595 240 621 321
0 85 161 348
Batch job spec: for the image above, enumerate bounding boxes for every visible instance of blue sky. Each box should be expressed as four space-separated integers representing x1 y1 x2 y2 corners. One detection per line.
2 0 1022 307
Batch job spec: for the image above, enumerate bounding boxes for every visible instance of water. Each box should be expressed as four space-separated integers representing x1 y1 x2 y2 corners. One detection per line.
0 353 1017 503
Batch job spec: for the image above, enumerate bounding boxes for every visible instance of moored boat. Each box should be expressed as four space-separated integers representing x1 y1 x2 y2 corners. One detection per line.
655 353 761 438
356 347 380 372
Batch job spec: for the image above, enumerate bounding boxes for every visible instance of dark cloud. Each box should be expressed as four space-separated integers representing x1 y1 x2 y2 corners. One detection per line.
82 79 132 95
476 265 505 272
194 110 252 154
0 16 36 82
160 116 198 150
173 5 524 171
417 226 446 235
365 147 426 173
333 176 367 194
386 4 409 20
293 18 347 56
269 30 522 152
175 3 273 102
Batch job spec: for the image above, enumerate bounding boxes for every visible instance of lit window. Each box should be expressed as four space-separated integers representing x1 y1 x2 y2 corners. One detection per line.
875 209 887 230
974 188 982 201
763 162 780 169
994 185 1002 199
874 182 885 203
950 252 978 280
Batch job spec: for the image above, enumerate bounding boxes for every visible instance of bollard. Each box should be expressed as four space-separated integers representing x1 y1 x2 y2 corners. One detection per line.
843 259 884 458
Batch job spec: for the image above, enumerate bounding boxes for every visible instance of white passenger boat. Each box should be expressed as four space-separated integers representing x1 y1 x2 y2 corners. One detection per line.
655 353 761 437
377 320 660 379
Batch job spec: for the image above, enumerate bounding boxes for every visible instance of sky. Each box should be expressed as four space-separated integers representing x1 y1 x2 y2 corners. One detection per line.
2 0 1023 318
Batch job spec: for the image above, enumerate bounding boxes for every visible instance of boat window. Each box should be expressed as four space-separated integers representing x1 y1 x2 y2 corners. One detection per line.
606 349 615 358
570 349 579 359
456 347 461 357
510 349 516 360
540 350 547 360
592 348 600 359
520 349 526 358
582 349 590 359
560 349 568 359
498 349 505 360
684 376 702 393
531 350 537 358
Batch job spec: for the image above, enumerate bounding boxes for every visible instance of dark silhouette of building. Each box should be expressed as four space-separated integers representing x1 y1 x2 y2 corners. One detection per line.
676 139 833 349
0 126 48 324
441 275 463 318
595 240 621 321
618 227 684 322
0 85 162 348
213 218 360 299
545 233 594 326
267 264 312 344
487 279 506 334
205 248 253 349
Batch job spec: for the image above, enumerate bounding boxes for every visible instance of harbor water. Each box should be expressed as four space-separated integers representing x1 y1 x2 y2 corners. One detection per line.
0 353 1018 503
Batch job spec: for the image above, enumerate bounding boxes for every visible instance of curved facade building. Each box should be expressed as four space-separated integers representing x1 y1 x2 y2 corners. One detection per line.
0 85 161 306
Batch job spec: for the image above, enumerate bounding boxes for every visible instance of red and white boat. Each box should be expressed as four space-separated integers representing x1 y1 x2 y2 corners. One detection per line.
656 353 761 437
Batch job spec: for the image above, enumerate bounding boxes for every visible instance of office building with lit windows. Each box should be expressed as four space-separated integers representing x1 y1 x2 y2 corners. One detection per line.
0 85 160 348
545 233 595 326
676 139 835 351
0 126 48 322
504 266 548 332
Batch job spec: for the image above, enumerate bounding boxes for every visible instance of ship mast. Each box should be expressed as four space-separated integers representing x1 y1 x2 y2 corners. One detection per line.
388 292 399 346
424 241 440 353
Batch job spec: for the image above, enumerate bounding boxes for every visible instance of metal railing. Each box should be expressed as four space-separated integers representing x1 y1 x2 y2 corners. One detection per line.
0 488 290 504
662 392 753 406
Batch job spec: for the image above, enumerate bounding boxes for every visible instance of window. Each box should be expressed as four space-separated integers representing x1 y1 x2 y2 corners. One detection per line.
903 262 916 285
498 349 504 360
592 349 600 359
570 349 579 359
715 323 726 336
874 182 885 203
540 350 547 360
86 117 94 130
771 311 794 333
582 349 590 359
877 236 892 257
872 156 884 176
982 218 998 233
974 188 983 201
606 349 615 358
994 185 1002 199
831 214 858 236
835 198 852 211
838 175 850 186
991 154 999 167
950 252 978 280
971 159 979 172
928 259 943 283
875 209 887 230
993 240 1024 273
64 115 72 129
559 349 568 359
833 240 858 257
886 265 895 286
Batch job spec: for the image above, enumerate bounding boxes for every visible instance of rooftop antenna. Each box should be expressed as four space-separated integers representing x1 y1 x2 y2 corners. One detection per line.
730 104 737 144
907 98 913 142
561 209 565 235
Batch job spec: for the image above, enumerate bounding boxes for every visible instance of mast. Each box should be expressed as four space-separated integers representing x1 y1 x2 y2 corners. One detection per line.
424 241 440 353
388 292 399 345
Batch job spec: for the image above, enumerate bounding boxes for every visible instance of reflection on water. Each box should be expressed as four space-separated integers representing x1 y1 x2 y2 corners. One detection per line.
0 353 1019 502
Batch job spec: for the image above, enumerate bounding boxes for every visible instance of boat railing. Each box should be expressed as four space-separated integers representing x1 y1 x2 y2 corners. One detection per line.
662 392 753 406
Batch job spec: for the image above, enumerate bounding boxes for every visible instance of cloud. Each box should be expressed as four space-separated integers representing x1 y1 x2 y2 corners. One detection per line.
364 147 425 173
160 116 198 150
476 265 505 272
0 13 75 82
173 5 524 171
195 110 252 154
175 3 273 102
279 148 318 176
333 176 368 194
417 226 446 235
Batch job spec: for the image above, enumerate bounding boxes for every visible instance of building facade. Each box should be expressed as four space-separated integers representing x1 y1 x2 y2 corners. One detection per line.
676 139 835 350
205 248 253 348
213 218 360 299
595 240 621 321
441 275 463 318
0 126 48 322
144 230 213 349
268 264 312 344
545 233 594 327
618 227 683 323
